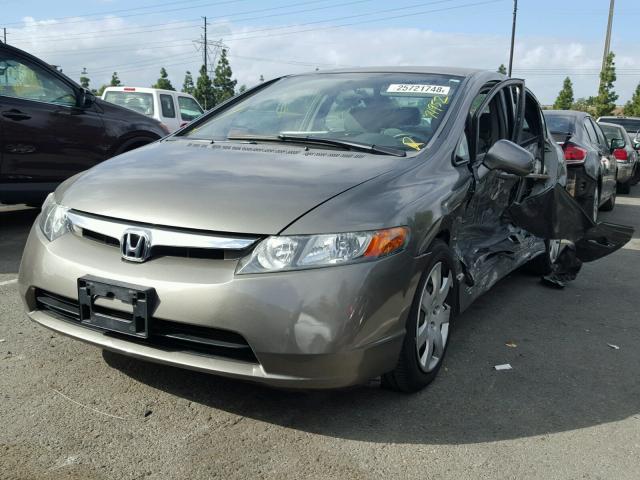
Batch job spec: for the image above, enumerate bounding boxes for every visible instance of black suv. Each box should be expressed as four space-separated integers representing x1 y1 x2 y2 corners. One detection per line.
0 44 168 205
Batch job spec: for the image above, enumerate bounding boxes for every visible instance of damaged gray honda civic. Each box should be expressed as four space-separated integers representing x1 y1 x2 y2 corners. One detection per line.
19 68 633 392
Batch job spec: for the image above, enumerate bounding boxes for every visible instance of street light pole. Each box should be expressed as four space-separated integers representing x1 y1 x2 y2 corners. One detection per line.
508 0 518 77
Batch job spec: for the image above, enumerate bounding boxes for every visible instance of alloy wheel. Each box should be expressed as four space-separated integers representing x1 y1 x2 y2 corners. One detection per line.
416 262 452 373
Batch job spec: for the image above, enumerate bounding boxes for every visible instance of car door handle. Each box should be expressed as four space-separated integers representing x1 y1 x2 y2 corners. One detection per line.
2 109 31 121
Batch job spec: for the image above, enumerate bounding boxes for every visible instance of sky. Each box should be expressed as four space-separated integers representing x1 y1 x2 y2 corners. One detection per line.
1 0 639 104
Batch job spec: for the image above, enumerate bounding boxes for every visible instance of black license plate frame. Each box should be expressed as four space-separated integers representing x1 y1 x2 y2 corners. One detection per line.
77 275 156 339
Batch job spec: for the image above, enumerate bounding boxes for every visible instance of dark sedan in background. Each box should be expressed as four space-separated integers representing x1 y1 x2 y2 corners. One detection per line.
598 122 638 193
0 44 168 206
544 110 617 220
19 68 632 392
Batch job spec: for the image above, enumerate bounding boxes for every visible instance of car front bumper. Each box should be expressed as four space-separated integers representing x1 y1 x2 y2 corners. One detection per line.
19 223 421 388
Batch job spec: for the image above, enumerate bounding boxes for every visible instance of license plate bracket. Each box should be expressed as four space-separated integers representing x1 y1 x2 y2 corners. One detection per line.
77 275 156 338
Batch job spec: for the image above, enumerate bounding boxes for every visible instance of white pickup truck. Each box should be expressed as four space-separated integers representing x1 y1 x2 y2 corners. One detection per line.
101 87 204 132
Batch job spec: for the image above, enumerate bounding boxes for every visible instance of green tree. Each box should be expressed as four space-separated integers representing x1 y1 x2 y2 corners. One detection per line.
181 71 195 95
593 52 618 117
237 84 247 94
623 82 640 117
79 76 90 89
194 64 215 109
572 97 596 116
553 77 574 110
152 67 175 90
212 49 237 104
497 64 507 75
110 72 122 87
259 74 264 83
96 84 108 96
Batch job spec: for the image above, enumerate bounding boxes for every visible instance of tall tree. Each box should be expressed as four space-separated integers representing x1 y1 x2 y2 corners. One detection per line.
110 72 122 87
152 67 174 90
623 82 640 117
259 74 264 83
593 52 618 117
212 48 237 104
79 76 90 89
497 64 507 75
194 64 215 109
182 71 195 95
553 77 574 110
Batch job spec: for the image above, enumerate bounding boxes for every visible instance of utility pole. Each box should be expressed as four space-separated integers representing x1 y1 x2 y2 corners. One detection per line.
601 0 615 74
203 16 208 75
2 28 6 44
507 0 518 77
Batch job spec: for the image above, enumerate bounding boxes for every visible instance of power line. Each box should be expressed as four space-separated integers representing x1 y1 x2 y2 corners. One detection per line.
7 0 374 43
2 0 251 27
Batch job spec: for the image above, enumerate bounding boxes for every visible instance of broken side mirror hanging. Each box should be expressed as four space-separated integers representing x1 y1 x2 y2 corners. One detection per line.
483 139 534 176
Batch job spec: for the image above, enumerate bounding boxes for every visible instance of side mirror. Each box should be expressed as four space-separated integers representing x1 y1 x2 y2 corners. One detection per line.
483 139 534 176
79 88 96 108
610 138 625 151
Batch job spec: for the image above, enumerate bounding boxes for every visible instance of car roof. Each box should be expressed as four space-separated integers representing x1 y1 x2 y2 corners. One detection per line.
544 110 590 118
599 121 624 129
103 86 193 96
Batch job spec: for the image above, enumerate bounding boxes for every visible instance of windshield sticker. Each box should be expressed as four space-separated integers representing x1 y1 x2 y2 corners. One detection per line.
424 95 450 119
401 136 424 151
386 84 450 95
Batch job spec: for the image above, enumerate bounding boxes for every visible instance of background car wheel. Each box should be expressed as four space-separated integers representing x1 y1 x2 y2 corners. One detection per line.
617 182 631 194
382 240 456 393
523 239 561 276
600 186 616 211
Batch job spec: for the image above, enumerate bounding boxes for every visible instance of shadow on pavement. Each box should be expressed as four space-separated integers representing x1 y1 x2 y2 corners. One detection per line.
104 187 640 445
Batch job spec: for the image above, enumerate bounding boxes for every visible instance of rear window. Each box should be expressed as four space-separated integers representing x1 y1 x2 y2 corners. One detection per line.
178 96 203 122
600 124 623 141
160 94 176 118
544 114 575 134
104 91 153 115
599 117 640 134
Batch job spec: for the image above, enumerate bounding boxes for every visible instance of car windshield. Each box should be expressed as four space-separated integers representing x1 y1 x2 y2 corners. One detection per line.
600 117 640 135
179 72 463 153
104 91 154 116
544 114 575 134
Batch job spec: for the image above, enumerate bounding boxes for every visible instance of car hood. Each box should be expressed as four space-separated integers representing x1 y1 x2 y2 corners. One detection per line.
58 140 402 234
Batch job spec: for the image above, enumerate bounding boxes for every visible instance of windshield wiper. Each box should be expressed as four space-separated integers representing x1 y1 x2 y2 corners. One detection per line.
226 134 406 157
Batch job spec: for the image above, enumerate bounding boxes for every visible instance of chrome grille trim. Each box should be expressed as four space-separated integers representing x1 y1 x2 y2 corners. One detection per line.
67 211 259 250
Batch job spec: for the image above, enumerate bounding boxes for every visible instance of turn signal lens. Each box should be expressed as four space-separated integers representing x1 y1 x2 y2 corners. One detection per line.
236 227 410 274
364 227 410 257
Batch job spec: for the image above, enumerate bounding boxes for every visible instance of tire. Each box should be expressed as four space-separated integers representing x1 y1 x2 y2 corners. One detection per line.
382 240 457 393
523 239 561 276
584 183 599 222
617 181 631 194
601 185 616 211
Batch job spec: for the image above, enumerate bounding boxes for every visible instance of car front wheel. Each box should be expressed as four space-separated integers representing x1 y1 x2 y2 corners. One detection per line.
382 240 456 393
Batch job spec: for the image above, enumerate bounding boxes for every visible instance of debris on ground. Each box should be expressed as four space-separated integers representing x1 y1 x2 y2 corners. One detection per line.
505 341 517 348
494 364 512 371
607 343 620 350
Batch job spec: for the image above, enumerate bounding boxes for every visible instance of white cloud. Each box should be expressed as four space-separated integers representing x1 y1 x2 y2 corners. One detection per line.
8 16 639 104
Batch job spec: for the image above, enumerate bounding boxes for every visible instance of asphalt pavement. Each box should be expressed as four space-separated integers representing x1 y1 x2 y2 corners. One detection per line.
1 190 639 480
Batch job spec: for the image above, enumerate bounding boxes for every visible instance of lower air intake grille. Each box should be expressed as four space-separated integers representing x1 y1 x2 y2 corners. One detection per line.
35 289 258 363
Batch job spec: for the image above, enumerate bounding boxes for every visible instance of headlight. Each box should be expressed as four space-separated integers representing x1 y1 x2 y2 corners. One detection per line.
236 227 409 274
39 193 70 242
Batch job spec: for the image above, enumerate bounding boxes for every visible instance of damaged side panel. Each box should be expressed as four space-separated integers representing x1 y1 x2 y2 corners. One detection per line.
508 183 634 262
